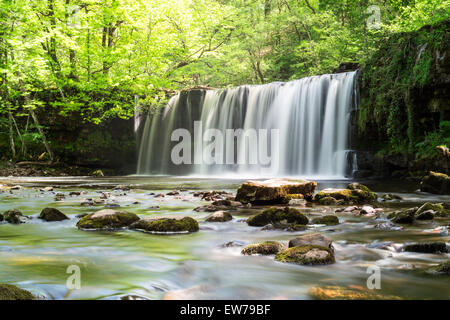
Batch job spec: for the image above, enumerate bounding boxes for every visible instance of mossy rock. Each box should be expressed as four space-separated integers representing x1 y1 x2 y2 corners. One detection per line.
314 183 376 204
428 260 450 275
235 179 317 204
0 213 3 222
246 207 308 227
415 210 435 220
403 242 448 254
309 285 401 300
3 209 24 224
390 208 416 224
420 171 450 195
241 241 282 255
312 215 339 225
131 216 199 233
77 209 139 230
0 284 34 300
415 202 448 217
275 245 335 265
39 207 69 222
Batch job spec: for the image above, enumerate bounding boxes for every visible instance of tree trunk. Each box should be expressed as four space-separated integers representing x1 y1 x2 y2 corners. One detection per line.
23 90 55 163
8 111 16 160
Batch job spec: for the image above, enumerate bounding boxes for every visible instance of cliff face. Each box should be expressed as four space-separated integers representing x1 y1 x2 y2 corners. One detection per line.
353 20 450 178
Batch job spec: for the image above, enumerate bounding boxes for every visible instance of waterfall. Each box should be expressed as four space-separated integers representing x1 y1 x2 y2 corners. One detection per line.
137 71 358 178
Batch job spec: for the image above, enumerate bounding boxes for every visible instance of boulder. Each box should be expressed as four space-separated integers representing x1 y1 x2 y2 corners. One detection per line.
309 285 401 300
381 193 403 201
318 197 343 205
314 183 376 204
428 260 450 275
403 242 448 254
246 207 308 227
0 284 34 300
194 205 219 212
39 187 54 192
241 241 282 255
390 208 416 224
288 233 334 252
3 209 25 224
415 210 435 220
415 202 448 217
235 179 317 204
275 245 335 265
312 215 339 226
420 171 450 195
76 209 139 230
131 216 199 233
38 208 69 222
205 211 233 222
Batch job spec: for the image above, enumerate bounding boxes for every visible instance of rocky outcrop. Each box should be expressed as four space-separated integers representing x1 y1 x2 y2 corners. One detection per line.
420 171 450 194
131 216 199 233
246 207 308 227
235 179 317 204
38 208 69 222
76 209 139 230
241 241 282 255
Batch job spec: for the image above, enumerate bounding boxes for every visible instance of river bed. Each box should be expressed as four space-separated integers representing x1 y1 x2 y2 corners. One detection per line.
0 176 449 300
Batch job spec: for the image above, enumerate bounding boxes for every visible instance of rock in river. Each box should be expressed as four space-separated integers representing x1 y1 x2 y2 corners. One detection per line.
38 208 69 222
427 260 450 275
0 284 34 300
131 216 199 233
275 245 335 265
77 209 139 230
241 241 282 255
235 179 317 204
3 209 26 224
288 233 334 252
403 242 448 254
205 211 233 222
312 215 339 225
420 171 450 195
246 207 308 227
313 183 377 204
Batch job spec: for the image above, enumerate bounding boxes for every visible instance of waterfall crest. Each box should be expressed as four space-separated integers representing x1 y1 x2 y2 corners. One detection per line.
137 71 358 178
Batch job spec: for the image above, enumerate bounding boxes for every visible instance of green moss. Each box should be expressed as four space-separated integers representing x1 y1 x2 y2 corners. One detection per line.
77 210 139 230
241 241 282 255
313 184 376 204
131 217 199 233
275 245 335 265
312 215 339 226
247 207 308 227
0 284 34 300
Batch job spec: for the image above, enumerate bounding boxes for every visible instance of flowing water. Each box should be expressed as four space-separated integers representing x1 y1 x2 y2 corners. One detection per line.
137 72 358 178
0 176 449 300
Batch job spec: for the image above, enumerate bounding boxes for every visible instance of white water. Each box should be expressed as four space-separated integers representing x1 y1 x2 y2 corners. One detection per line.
137 71 358 178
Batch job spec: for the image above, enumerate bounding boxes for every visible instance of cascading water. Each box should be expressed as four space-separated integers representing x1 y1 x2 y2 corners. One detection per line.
137 71 358 178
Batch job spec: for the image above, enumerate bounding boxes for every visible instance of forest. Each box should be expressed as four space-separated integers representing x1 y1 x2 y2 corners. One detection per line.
0 0 449 172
